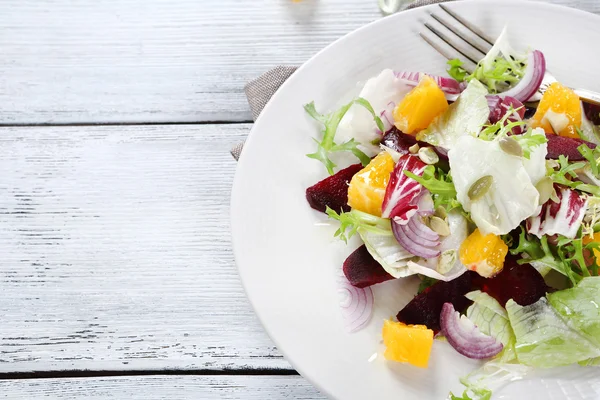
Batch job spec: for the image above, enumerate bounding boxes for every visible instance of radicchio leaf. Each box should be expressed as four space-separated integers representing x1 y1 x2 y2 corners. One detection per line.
381 154 427 222
527 186 588 239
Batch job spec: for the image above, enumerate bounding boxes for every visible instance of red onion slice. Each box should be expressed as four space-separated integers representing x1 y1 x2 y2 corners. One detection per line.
407 217 439 244
395 71 462 95
392 218 441 259
337 271 373 333
408 214 438 242
498 50 546 103
440 303 503 359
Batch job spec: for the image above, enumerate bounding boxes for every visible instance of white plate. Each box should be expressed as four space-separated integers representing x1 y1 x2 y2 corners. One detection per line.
231 1 600 399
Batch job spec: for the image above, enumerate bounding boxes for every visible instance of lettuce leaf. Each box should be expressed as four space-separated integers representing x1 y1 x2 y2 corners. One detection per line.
448 135 541 235
417 79 489 150
466 291 515 350
506 294 600 368
548 277 600 347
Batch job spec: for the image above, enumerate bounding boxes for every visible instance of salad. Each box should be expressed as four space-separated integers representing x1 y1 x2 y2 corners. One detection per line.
304 27 600 399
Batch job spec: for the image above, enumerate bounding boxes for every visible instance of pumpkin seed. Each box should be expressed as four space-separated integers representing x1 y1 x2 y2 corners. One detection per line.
436 249 457 274
499 136 523 157
468 175 494 201
409 143 420 154
546 159 560 170
418 147 439 165
434 206 447 220
535 176 554 205
428 216 450 236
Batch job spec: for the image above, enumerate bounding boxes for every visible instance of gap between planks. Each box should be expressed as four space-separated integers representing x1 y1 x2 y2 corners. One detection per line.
0 368 299 380
0 120 254 128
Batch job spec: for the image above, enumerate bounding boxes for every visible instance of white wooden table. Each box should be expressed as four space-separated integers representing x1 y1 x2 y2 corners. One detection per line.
0 0 597 398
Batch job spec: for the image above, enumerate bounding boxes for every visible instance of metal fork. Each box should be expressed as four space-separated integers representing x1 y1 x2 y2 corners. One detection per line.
420 4 600 106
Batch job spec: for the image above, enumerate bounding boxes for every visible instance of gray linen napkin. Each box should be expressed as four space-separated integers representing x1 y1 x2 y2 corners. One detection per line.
231 0 452 161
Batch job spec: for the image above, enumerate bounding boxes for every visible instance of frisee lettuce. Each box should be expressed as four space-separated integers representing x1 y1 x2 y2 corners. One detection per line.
404 165 461 212
469 26 527 93
325 207 391 243
512 128 548 160
305 98 384 175
478 108 527 141
447 59 468 82
511 226 587 285
549 155 600 197
578 143 600 179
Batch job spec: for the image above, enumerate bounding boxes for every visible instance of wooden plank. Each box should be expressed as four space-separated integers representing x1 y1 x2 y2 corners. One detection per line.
0 123 291 372
2 0 596 125
0 375 325 399
0 0 380 124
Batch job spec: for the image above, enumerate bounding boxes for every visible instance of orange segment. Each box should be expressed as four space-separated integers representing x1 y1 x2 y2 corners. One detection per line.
347 152 395 216
583 232 600 268
393 75 448 135
382 320 433 368
531 82 582 139
459 228 508 278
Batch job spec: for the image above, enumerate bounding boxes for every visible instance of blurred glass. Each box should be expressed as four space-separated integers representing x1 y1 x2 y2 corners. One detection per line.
378 0 416 15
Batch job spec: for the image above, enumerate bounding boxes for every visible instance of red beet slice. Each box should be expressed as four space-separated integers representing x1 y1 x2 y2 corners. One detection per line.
382 127 448 161
545 133 596 161
343 245 394 288
397 271 477 333
381 127 417 155
306 163 362 213
396 259 547 332
584 103 600 126
478 257 548 307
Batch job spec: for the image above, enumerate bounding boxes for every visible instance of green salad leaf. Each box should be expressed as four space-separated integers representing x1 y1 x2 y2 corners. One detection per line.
578 143 600 179
512 128 548 160
466 291 515 351
447 59 468 82
549 155 600 197
416 79 489 149
511 226 586 284
548 277 600 348
325 207 392 243
305 98 384 175
468 27 527 93
506 294 600 368
404 165 462 212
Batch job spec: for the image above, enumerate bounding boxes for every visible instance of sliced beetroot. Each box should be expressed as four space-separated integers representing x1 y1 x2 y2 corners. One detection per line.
583 102 600 126
396 259 548 332
343 245 394 288
478 257 548 307
382 127 448 161
306 163 362 213
381 127 417 155
545 133 596 161
397 271 477 333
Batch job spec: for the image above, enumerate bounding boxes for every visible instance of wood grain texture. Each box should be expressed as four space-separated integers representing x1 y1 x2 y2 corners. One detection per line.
0 376 325 399
0 123 291 372
0 0 380 124
2 0 597 125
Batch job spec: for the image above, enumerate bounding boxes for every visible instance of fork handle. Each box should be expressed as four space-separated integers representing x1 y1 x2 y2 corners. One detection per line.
573 88 600 107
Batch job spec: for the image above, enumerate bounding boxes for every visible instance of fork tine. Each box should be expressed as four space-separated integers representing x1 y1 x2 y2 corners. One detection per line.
438 4 495 47
423 23 480 65
419 33 475 74
430 13 489 56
